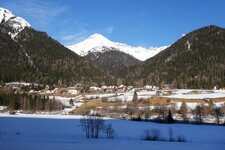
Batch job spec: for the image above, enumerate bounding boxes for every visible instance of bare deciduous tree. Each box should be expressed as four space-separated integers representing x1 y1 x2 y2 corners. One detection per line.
193 104 205 124
79 116 105 138
125 103 136 119
179 102 188 120
142 129 162 141
154 105 167 120
143 106 151 119
213 107 223 124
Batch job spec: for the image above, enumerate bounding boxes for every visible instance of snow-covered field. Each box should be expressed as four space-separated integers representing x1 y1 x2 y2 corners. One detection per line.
52 91 156 103
0 114 225 150
51 89 225 103
163 89 225 99
86 91 156 102
47 89 225 107
107 91 156 101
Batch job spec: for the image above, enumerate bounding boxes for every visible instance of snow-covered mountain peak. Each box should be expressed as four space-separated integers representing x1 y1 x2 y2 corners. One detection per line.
0 7 12 21
67 33 168 61
84 33 113 47
0 7 31 39
67 33 115 56
88 33 109 41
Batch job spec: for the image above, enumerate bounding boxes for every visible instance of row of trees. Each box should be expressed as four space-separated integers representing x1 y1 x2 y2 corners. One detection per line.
153 103 224 124
192 104 224 124
104 100 225 124
128 90 225 124
0 91 63 112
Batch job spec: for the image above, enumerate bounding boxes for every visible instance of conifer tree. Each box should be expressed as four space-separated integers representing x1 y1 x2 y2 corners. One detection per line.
133 90 138 102
167 110 174 123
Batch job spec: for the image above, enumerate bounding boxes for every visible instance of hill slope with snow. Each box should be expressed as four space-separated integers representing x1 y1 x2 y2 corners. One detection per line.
67 33 168 61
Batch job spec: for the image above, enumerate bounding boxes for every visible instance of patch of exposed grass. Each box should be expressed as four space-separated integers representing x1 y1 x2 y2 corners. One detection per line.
74 99 123 115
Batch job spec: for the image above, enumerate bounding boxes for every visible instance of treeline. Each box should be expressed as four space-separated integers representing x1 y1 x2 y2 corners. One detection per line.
99 100 225 125
0 91 63 112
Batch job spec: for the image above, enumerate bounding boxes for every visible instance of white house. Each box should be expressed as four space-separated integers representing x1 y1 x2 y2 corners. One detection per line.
90 86 101 91
68 90 78 94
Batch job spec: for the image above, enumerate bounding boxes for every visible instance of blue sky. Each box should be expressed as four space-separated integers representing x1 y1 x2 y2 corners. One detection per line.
1 0 225 47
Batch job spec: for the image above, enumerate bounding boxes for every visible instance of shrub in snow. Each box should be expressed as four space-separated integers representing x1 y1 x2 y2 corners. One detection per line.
176 135 187 142
142 128 187 142
142 129 162 141
131 115 142 121
104 123 115 139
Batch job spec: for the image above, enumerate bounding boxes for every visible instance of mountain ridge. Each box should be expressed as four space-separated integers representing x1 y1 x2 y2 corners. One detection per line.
84 47 140 76
67 33 168 61
121 25 225 88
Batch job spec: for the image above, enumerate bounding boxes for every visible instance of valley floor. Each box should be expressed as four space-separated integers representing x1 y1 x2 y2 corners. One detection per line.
0 114 225 150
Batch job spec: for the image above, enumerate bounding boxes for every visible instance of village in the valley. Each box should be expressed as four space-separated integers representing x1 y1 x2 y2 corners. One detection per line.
1 81 225 124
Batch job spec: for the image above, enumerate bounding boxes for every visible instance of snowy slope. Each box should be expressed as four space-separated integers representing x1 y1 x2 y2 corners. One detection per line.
67 33 168 61
0 7 31 39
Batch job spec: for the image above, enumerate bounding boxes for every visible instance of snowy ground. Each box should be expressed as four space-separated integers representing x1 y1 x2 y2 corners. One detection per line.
85 91 156 102
0 114 225 150
107 91 156 101
163 89 225 99
49 96 83 106
50 89 225 104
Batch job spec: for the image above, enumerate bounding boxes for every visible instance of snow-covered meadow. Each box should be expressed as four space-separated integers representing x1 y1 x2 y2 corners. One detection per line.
0 114 225 150
163 89 225 99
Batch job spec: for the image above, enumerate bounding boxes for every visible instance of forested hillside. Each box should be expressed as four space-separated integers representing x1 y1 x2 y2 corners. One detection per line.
122 25 225 88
